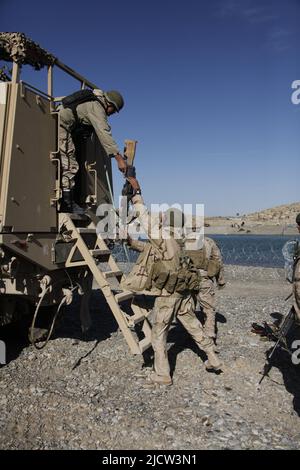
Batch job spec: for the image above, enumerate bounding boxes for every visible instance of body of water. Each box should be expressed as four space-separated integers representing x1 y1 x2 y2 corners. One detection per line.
112 235 300 268
209 234 299 268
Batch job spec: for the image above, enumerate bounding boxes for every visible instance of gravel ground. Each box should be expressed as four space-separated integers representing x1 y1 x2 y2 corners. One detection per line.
0 264 300 450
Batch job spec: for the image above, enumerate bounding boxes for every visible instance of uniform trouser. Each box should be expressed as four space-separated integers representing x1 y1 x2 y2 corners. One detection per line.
151 295 213 379
197 276 216 337
59 125 79 190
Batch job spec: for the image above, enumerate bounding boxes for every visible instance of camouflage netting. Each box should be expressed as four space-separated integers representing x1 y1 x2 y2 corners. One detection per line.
0 32 56 70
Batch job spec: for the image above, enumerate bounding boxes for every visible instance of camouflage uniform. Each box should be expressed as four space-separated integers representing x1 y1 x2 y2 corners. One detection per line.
127 198 220 384
197 237 225 339
58 89 120 189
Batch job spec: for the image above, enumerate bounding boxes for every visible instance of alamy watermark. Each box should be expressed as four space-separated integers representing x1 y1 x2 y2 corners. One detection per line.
0 340 6 365
95 198 205 249
292 340 300 365
291 80 300 105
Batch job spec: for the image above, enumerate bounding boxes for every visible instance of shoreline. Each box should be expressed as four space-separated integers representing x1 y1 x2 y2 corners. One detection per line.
204 226 298 236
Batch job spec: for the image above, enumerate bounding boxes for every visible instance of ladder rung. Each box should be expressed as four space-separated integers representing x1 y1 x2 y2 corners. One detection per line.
139 337 152 353
104 270 123 279
90 249 110 257
126 313 146 326
115 291 134 303
78 228 97 234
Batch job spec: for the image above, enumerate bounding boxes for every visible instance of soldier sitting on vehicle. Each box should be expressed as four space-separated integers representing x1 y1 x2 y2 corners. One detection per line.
58 88 127 212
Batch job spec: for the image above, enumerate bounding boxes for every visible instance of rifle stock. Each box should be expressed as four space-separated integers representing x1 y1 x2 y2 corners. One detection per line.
124 139 138 166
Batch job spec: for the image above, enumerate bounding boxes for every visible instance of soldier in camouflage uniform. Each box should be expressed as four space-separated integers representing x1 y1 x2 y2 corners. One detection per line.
125 178 222 386
294 213 300 322
185 234 225 340
198 237 225 339
58 89 127 210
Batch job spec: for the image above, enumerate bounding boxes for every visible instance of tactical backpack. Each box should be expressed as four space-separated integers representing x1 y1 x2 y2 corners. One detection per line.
122 235 202 295
62 89 103 127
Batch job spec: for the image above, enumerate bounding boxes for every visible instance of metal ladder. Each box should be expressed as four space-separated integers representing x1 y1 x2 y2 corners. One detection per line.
58 213 152 355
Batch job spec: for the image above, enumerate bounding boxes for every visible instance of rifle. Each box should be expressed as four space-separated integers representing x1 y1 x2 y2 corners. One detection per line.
121 140 138 261
258 306 295 386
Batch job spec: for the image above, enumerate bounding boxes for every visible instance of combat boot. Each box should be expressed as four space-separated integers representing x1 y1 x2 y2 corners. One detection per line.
148 372 173 386
203 346 222 371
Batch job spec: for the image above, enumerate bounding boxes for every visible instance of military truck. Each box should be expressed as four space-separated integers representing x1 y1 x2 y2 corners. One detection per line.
0 33 151 355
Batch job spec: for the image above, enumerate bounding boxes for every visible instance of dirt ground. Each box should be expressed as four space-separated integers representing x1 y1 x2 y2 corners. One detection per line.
0 265 300 450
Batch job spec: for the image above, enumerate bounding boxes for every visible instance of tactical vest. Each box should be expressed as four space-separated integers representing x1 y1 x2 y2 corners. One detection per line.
186 242 221 277
187 246 208 270
62 89 105 128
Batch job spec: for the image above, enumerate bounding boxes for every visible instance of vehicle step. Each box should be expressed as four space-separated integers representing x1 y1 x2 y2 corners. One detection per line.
78 228 97 234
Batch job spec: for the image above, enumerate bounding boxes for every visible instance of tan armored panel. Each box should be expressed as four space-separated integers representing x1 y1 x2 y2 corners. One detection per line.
0 82 8 168
0 82 57 232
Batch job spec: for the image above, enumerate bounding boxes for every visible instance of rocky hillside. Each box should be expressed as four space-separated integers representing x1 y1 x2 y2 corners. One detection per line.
206 202 300 227
246 202 300 224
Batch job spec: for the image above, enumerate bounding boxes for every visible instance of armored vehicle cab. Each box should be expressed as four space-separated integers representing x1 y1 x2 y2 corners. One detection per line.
0 33 152 355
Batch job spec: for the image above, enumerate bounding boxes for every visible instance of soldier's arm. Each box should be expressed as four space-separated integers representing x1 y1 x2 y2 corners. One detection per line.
210 239 226 286
86 101 121 157
127 236 147 253
130 193 164 255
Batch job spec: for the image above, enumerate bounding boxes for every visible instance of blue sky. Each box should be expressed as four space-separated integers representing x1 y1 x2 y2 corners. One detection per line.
1 0 300 216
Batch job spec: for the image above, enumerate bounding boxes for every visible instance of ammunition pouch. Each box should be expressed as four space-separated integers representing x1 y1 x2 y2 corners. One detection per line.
175 267 201 295
187 248 208 270
149 260 201 295
147 261 172 292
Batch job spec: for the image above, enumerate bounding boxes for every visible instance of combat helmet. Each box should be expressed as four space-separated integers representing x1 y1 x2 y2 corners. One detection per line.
296 213 300 226
104 90 124 112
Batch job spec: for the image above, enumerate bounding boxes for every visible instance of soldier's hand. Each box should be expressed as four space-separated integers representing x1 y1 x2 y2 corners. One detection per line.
115 153 127 174
126 176 141 194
